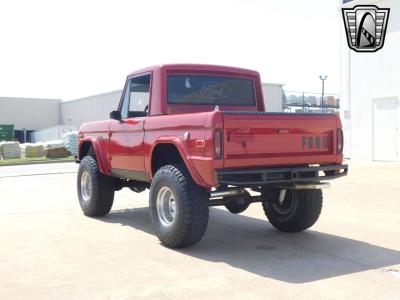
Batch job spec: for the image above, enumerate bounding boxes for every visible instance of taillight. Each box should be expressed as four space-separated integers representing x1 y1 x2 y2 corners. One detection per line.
213 129 223 159
337 128 343 154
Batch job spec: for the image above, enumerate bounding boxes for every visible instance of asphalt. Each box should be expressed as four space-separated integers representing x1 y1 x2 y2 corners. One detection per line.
0 161 399 299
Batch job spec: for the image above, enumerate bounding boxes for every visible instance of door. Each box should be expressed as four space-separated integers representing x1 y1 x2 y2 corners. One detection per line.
109 74 151 175
373 98 398 161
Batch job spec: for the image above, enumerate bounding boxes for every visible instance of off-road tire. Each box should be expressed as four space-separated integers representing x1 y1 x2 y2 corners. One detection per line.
77 156 114 216
149 164 209 248
262 189 322 232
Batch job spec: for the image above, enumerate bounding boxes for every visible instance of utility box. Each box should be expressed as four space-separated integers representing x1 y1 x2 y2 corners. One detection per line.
0 125 14 141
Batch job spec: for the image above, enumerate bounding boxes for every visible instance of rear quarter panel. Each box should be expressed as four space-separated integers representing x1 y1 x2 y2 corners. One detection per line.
144 111 222 188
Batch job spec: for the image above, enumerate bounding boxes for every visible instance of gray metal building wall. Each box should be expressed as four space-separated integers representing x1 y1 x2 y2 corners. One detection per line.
61 90 122 128
0 97 61 130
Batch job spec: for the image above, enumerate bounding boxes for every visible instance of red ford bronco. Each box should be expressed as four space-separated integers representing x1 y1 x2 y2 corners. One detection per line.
76 64 347 248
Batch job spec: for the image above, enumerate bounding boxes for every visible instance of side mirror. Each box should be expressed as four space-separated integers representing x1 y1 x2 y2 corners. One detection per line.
110 110 122 120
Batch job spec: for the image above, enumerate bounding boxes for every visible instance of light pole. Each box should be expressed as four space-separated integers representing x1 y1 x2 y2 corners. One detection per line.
319 75 327 110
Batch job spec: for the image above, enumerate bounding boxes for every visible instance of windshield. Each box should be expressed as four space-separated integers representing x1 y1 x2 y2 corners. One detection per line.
167 75 256 106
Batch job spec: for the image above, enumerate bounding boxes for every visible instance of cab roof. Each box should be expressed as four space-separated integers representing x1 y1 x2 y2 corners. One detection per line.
127 64 260 77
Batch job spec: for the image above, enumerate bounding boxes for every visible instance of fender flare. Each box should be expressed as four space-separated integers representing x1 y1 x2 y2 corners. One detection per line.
78 137 110 175
148 137 207 187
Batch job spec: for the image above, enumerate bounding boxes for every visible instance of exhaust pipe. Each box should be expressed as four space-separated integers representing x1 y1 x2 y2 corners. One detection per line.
276 182 331 190
209 188 246 199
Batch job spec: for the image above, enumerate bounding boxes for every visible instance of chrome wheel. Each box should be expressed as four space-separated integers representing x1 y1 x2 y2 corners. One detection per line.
156 186 177 226
80 171 92 203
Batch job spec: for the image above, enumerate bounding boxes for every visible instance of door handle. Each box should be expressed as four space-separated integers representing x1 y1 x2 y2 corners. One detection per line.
277 129 290 134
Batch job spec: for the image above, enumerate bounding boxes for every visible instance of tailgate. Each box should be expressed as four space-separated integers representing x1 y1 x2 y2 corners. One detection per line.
222 111 339 168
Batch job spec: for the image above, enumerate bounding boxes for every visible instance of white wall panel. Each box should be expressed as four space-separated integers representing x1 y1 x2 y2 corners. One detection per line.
61 90 122 129
341 0 400 161
0 97 61 130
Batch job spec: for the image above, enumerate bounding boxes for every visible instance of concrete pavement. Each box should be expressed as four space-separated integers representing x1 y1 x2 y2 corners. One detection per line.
0 161 399 299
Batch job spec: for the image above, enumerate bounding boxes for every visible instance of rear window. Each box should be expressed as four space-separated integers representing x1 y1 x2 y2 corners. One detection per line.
167 75 256 105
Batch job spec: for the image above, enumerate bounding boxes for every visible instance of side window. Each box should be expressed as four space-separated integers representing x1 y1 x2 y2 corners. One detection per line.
129 74 151 113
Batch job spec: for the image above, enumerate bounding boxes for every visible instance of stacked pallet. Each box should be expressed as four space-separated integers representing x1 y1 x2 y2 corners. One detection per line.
45 147 68 159
63 131 78 156
0 142 21 159
45 140 65 149
20 143 45 158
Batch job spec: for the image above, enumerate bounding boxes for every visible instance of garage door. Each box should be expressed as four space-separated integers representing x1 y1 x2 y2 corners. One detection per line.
373 98 398 161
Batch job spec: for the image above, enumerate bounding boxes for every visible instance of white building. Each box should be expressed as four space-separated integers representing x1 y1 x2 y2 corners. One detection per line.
341 0 400 161
0 97 61 142
0 97 61 130
61 90 122 128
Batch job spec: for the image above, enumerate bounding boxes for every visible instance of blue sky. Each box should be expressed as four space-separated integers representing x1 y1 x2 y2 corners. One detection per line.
0 0 343 100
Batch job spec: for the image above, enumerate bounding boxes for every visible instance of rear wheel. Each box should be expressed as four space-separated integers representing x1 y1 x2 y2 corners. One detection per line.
149 164 209 248
262 189 322 232
77 156 114 216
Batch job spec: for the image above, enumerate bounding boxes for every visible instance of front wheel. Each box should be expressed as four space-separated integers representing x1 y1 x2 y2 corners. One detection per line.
77 156 115 216
262 189 323 232
149 165 209 248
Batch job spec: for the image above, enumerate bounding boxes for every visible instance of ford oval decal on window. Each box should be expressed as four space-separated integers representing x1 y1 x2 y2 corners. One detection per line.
194 82 231 99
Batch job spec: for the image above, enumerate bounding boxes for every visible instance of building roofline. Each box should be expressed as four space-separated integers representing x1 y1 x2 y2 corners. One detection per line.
0 96 61 102
62 89 123 103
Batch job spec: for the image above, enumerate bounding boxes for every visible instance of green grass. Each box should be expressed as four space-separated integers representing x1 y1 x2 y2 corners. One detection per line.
0 156 75 166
